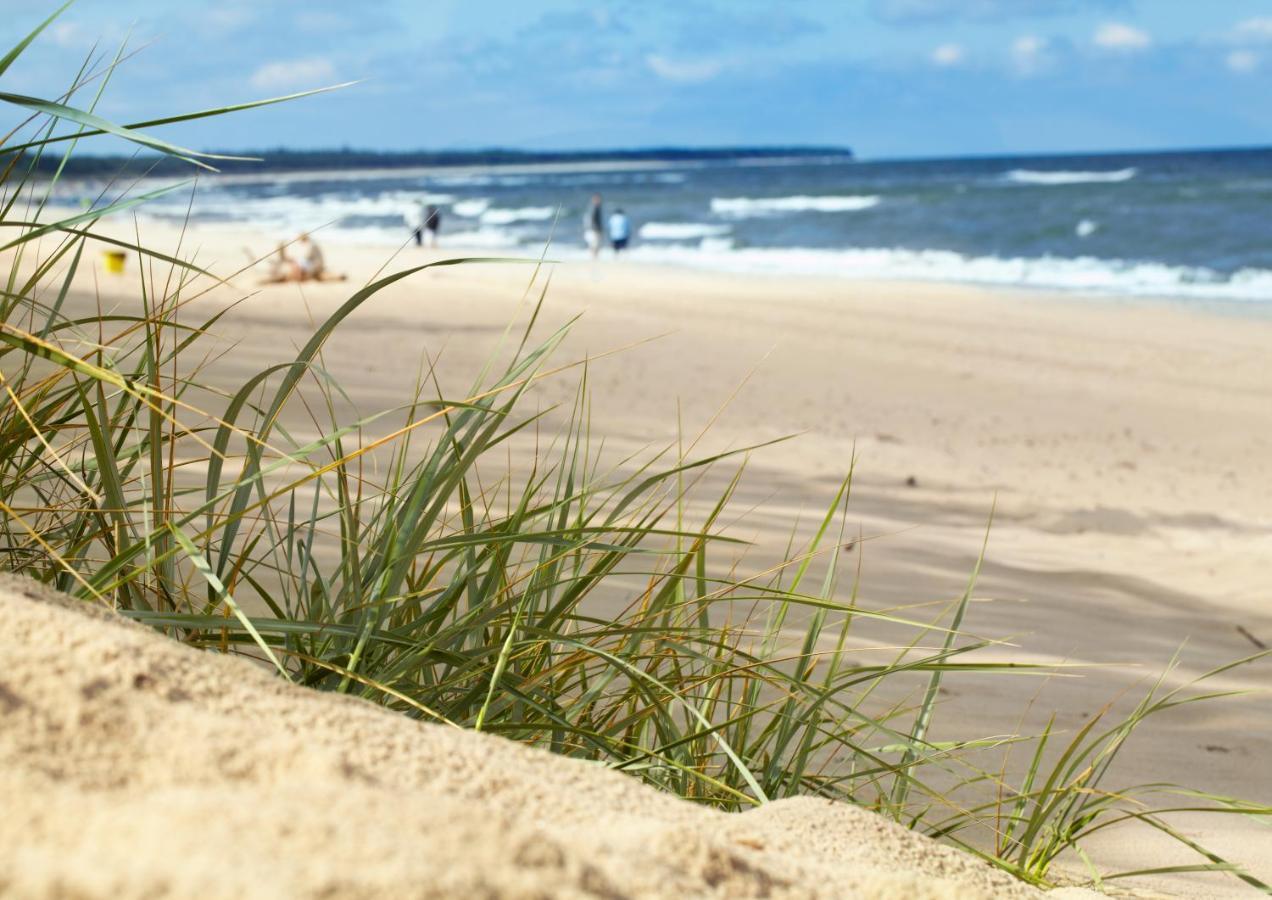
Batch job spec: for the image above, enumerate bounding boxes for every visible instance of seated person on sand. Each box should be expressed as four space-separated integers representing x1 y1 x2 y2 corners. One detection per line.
294 233 346 282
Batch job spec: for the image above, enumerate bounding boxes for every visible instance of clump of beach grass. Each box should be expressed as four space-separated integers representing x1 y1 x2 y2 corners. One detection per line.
1 7 1268 893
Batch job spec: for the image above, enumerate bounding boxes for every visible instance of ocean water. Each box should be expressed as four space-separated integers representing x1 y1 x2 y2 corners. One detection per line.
89 147 1272 302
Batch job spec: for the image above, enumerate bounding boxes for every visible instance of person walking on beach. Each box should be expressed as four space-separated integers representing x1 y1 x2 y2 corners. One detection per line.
405 200 426 247
424 204 441 248
607 207 631 255
584 193 604 259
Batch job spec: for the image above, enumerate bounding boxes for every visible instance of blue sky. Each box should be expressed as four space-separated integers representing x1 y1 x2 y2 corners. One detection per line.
5 0 1272 159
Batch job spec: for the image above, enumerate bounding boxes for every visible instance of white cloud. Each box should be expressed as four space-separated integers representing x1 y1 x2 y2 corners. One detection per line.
1093 22 1151 52
931 43 966 66
1234 17 1272 42
1227 49 1260 74
645 55 723 83
49 22 84 48
1011 35 1050 76
249 57 337 91
49 21 128 49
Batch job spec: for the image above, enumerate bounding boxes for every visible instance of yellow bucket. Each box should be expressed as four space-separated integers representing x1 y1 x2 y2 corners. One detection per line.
102 250 126 274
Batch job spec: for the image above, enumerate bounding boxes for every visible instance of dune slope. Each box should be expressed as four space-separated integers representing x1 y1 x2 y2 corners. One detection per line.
0 575 1082 900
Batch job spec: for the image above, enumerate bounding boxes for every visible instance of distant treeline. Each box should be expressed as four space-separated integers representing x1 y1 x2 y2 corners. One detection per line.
25 146 854 177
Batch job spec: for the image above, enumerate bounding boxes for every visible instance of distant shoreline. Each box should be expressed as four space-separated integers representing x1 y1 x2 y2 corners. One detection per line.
35 146 855 178
38 142 1272 178
43 154 857 188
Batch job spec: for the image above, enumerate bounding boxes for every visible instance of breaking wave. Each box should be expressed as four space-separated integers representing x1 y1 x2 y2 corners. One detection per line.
638 222 731 240
625 243 1272 302
478 206 557 225
709 195 881 216
1006 168 1138 185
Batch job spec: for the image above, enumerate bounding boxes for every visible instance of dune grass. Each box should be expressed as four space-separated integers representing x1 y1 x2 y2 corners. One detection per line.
1 9 1269 893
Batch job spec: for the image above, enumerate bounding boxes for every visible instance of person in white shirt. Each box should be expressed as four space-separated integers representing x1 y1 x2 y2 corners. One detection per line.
405 201 427 246
584 193 603 258
295 233 325 280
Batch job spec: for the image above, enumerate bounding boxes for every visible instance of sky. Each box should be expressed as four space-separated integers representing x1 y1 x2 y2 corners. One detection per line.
4 0 1272 159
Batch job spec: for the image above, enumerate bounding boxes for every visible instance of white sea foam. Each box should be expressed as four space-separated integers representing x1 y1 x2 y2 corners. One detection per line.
624 244 1272 302
433 228 522 248
140 190 455 230
330 224 522 249
1006 168 1138 185
478 206 557 225
1075 219 1099 237
710 195 881 216
699 237 736 253
431 174 535 188
307 225 520 248
638 222 731 240
451 199 491 217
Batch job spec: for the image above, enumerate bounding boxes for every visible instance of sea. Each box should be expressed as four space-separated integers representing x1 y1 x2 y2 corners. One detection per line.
89 147 1272 303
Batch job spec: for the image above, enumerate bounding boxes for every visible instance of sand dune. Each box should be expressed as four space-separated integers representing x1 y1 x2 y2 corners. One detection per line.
0 576 1104 899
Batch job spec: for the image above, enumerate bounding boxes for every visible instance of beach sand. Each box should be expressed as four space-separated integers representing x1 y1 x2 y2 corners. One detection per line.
2 575 1099 899
13 221 1272 896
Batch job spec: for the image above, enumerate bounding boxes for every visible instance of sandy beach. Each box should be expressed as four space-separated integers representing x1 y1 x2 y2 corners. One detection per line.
4 574 1113 899
18 220 1272 896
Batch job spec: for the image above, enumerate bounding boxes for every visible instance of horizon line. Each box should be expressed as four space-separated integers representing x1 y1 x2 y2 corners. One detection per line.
57 141 1272 168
